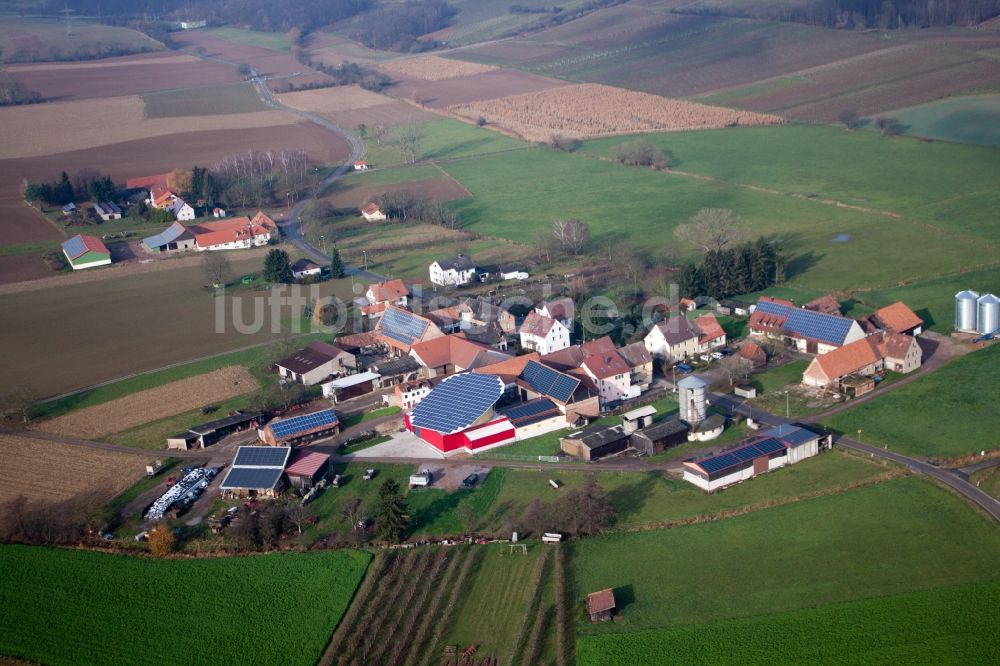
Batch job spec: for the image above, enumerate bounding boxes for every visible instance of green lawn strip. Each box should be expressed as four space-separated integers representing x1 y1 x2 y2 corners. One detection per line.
339 434 391 454
141 82 267 117
571 476 1000 633
105 458 182 518
340 405 402 429
358 119 527 170
971 466 1000 501
0 545 369 666
0 240 63 256
576 580 1000 665
823 344 1000 458
203 26 291 52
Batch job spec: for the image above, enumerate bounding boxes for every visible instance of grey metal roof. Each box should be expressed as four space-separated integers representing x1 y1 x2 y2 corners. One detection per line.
637 418 689 439
142 222 188 249
436 254 476 271
189 412 260 436
568 424 630 450
677 375 707 389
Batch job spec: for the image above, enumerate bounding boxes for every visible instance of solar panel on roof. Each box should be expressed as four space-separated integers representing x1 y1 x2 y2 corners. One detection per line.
761 425 816 446
696 438 785 475
410 373 504 433
233 446 291 468
380 308 428 346
220 467 283 490
784 309 853 345
521 361 578 403
62 235 87 260
269 409 338 440
503 398 559 426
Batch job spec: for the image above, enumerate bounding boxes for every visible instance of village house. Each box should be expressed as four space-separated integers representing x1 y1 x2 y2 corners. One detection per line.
643 312 726 361
429 254 477 286
536 297 576 329
393 377 441 411
92 201 122 221
375 305 445 355
618 341 654 390
409 335 512 377
275 341 355 386
541 337 642 405
61 234 111 270
801 330 921 394
190 212 276 251
291 258 323 281
170 198 196 221
367 279 410 309
457 298 518 336
520 311 571 355
424 305 463 333
361 202 386 222
748 297 865 354
353 160 370 171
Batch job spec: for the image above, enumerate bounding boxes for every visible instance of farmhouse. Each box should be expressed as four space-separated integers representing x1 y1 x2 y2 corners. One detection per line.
643 313 726 361
520 312 571 355
170 198 196 221
540 336 642 406
410 335 511 377
748 297 865 354
587 589 616 622
361 202 386 222
430 254 477 286
283 450 331 489
560 423 630 461
405 372 516 455
62 234 111 270
260 408 340 446
375 305 445 355
166 412 261 450
366 279 410 309
871 301 923 336
354 160 370 171
92 201 122 221
392 377 441 411
619 342 654 389
142 221 197 253
189 213 276 251
682 425 829 491
801 331 921 393
275 341 355 385
508 359 599 422
291 258 323 280
220 445 291 499
458 297 517 335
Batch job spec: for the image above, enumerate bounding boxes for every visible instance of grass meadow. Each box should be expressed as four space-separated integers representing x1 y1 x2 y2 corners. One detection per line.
141 82 267 118
887 94 1000 147
576 580 1000 665
0 545 370 666
357 119 528 169
571 476 1000 633
823 344 1000 458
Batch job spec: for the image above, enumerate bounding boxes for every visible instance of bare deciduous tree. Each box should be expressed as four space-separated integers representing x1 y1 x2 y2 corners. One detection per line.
552 218 590 256
372 122 388 146
720 354 751 386
838 108 860 130
202 251 233 288
394 124 423 164
0 385 37 425
674 208 746 253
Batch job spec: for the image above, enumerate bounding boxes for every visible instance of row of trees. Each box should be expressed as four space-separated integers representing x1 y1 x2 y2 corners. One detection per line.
0 74 42 106
612 139 670 169
292 53 391 92
212 149 311 208
677 238 782 300
0 493 110 546
378 190 459 228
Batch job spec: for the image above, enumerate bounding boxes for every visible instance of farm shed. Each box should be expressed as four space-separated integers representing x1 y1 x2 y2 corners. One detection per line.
284 451 330 489
717 299 751 317
871 301 923 336
322 371 380 403
560 424 630 461
276 341 355 386
62 234 111 270
291 258 323 280
369 355 423 387
166 412 261 450
629 418 689 455
260 408 340 446
142 221 196 253
92 201 122 221
622 405 656 433
220 446 292 499
587 588 616 622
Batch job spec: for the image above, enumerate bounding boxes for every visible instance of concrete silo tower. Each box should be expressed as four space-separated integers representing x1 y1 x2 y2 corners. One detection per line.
678 375 707 426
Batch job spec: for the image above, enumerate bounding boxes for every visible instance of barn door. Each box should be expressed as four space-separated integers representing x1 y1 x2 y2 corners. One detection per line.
807 340 818 354
753 456 768 475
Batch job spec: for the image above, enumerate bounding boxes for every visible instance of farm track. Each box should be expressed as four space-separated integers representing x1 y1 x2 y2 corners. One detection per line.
554 547 572 666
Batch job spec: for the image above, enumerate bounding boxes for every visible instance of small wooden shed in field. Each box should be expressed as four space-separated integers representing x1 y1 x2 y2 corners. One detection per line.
587 588 616 622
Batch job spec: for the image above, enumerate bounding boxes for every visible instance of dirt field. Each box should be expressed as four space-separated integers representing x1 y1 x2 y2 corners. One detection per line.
375 67 570 109
379 55 498 81
0 122 350 247
0 434 151 504
0 96 300 159
36 366 258 438
7 52 243 101
0 254 60 285
447 83 785 141
325 176 471 209
277 85 397 111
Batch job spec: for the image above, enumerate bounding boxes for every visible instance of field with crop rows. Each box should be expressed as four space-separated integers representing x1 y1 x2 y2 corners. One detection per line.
142 82 267 118
36 366 258 439
0 434 151 503
824 345 1000 458
0 546 370 666
379 55 498 80
448 83 784 141
576 580 1000 665
571 477 1000 633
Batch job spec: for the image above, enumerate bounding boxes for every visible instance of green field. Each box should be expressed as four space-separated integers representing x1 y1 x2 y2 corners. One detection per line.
886 94 1000 147
571 476 1000 633
577 580 1000 665
0 545 370 666
141 82 267 118
203 27 291 52
357 119 528 169
0 17 161 62
824 344 1000 458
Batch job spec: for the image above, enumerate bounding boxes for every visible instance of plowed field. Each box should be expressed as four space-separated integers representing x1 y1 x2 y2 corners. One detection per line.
379 55 498 80
448 83 783 141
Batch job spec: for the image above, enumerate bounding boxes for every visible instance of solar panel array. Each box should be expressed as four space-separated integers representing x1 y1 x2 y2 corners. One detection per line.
754 300 792 318
521 360 579 403
695 437 785 476
761 425 816 447
62 235 87 260
220 467 283 490
503 398 560 426
380 307 428 346
410 373 504 434
269 409 338 440
784 309 854 345
233 446 291 468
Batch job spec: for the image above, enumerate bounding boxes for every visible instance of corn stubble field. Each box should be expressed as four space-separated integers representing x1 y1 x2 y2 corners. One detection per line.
448 83 784 141
378 55 499 80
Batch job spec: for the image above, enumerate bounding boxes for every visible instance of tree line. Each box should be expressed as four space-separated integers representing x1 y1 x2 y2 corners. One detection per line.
291 53 391 92
349 0 456 52
23 171 114 206
673 0 1000 29
677 237 782 300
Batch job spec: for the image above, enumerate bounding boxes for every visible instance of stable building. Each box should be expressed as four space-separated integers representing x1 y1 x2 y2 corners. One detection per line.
166 412 261 450
142 221 197 253
405 372 516 455
275 341 355 386
62 234 111 270
749 297 865 354
560 424 631 461
284 450 331 489
220 446 291 498
629 418 689 455
260 408 340 446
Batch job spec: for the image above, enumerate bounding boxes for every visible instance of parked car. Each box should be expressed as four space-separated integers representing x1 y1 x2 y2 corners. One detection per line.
699 354 711 362
363 468 377 481
711 351 724 360
719 347 735 356
675 363 693 374
462 473 479 488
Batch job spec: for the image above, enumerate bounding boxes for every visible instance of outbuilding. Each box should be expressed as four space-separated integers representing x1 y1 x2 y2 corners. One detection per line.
166 412 261 450
629 417 689 455
260 408 340 446
62 234 111 270
220 446 291 498
587 589 616 622
322 371 380 403
560 424 631 461
284 450 331 489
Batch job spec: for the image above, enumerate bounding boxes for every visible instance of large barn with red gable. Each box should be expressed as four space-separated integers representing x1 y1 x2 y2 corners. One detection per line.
405 372 515 455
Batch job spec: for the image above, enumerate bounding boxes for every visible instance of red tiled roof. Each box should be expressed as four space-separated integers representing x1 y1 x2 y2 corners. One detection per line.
189 217 271 248
63 234 110 259
368 279 409 303
587 588 615 615
251 211 277 229
362 202 381 215
410 335 495 371
336 331 381 351
739 340 767 364
475 353 540 383
748 308 787 331
872 302 922 334
284 451 329 478
877 331 918 360
693 313 725 344
521 311 557 338
126 173 169 190
803 294 841 315
761 296 796 307
809 335 883 382
361 302 388 317
582 351 630 380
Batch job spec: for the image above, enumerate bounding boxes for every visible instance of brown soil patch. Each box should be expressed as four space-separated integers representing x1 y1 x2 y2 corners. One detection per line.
0 434 151 503
6 53 198 71
36 366 259 438
0 122 350 247
447 83 785 141
277 85 396 112
319 103 441 129
0 96 300 159
377 68 570 109
326 176 471 209
0 254 58 285
379 55 498 81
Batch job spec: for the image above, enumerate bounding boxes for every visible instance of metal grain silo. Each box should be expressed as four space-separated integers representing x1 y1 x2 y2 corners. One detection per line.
955 290 979 332
977 293 999 335
678 375 707 426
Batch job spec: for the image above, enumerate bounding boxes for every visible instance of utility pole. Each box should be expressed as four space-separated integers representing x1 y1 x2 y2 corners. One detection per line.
61 4 75 36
